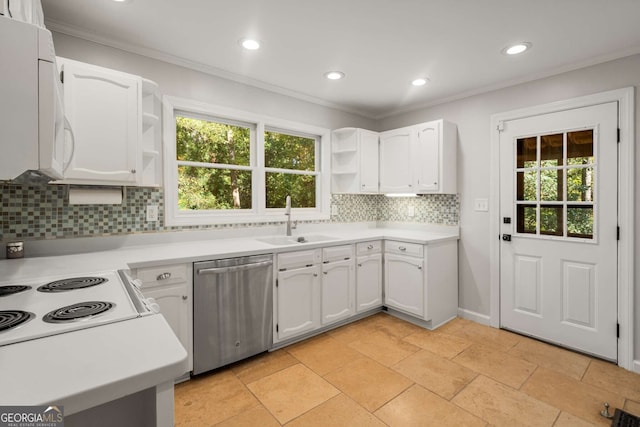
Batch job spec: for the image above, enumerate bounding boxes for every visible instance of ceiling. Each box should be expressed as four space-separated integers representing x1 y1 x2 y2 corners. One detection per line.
41 0 640 119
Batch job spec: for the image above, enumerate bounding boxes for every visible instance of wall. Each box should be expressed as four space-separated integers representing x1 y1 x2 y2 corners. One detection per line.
380 53 640 362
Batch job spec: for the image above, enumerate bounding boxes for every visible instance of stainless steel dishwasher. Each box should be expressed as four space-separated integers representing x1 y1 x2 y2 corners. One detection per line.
193 254 273 375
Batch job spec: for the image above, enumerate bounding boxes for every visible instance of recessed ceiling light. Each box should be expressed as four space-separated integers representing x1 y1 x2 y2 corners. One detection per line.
503 42 532 55
411 77 430 86
240 39 261 50
112 0 133 3
324 71 345 80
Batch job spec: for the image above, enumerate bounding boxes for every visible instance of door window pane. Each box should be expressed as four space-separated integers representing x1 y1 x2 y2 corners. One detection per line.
178 166 252 210
540 205 563 236
567 167 594 201
567 206 594 239
517 171 537 201
517 137 537 168
540 169 563 201
540 134 563 167
516 205 537 234
266 173 316 208
567 130 594 165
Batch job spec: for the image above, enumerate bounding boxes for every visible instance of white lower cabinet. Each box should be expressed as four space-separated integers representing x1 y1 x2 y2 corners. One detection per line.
273 237 457 344
356 241 383 312
384 252 424 316
384 239 458 328
134 263 193 376
321 245 355 325
275 250 322 342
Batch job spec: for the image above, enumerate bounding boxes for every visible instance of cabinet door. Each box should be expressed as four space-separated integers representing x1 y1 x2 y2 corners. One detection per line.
321 259 355 325
414 122 440 192
356 253 382 312
379 128 414 193
276 265 321 340
384 253 424 316
61 59 140 184
359 129 379 193
143 284 190 358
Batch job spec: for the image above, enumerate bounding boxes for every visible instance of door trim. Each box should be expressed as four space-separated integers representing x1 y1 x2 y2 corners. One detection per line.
489 87 635 370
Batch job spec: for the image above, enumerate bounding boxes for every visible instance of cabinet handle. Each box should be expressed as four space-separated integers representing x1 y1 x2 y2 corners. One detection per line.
434 182 437 185
323 271 328 275
367 245 374 249
157 272 172 281
399 246 407 251
313 273 318 277
131 169 137 174
417 265 423 270
358 263 362 267
182 295 188 300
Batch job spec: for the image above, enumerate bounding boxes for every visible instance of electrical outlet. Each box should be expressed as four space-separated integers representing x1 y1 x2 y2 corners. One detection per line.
331 204 339 216
407 205 415 217
146 205 159 222
474 198 489 212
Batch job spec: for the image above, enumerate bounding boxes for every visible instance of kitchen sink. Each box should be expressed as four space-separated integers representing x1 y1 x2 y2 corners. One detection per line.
256 234 338 246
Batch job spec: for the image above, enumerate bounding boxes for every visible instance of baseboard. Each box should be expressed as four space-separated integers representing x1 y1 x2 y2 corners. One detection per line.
633 360 640 374
457 307 491 326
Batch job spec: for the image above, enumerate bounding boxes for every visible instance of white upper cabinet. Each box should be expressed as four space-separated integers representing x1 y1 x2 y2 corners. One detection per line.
379 126 415 193
331 128 379 194
58 58 141 185
414 120 457 194
380 119 457 194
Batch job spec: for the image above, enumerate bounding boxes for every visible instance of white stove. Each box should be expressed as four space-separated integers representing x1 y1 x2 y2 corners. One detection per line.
0 270 153 347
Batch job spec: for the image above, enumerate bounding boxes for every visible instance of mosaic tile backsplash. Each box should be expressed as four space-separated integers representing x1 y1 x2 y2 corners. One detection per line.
0 183 458 242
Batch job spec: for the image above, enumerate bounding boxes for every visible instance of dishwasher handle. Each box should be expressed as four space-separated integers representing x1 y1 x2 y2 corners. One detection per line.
196 259 273 275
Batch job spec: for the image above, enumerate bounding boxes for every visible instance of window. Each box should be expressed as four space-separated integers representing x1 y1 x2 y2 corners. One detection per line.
515 129 596 240
163 97 330 226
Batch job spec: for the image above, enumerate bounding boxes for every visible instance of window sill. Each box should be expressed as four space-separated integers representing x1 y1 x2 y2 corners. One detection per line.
165 211 330 227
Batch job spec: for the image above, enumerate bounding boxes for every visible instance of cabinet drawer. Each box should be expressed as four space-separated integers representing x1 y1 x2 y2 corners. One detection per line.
356 240 382 255
135 264 188 289
322 245 354 263
385 240 423 257
278 249 321 271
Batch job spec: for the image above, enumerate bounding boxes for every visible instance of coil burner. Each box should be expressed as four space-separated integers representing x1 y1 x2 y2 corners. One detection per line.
43 301 115 323
37 277 108 293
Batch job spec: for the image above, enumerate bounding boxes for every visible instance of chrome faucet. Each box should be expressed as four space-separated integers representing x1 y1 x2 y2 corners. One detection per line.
285 195 293 236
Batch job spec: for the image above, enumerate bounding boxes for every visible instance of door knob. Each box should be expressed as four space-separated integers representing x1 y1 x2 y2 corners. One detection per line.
502 234 512 241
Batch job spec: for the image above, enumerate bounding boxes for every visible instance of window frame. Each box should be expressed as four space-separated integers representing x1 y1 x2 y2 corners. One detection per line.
162 96 331 226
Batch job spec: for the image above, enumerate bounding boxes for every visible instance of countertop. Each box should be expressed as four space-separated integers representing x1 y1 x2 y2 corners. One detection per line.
1 225 459 280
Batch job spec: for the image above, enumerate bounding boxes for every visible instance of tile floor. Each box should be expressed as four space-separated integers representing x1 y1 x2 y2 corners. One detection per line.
174 313 640 426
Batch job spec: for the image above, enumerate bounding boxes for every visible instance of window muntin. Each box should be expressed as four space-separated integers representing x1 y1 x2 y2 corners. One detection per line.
514 129 596 240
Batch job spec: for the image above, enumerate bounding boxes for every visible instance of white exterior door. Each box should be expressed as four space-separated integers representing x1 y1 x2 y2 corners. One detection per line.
499 102 618 361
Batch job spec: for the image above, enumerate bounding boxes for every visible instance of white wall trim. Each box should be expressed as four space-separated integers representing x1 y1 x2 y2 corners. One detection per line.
489 87 635 371
634 360 640 374
457 308 491 326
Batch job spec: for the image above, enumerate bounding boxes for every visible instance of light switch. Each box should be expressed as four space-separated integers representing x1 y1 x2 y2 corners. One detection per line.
474 198 489 212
